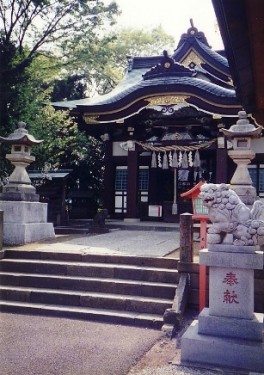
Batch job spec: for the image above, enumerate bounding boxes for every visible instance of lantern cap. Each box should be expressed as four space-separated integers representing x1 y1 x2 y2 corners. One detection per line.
221 111 262 138
0 122 43 146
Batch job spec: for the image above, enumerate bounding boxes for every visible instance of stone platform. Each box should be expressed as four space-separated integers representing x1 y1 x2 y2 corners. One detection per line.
0 201 55 245
181 242 264 373
181 317 264 372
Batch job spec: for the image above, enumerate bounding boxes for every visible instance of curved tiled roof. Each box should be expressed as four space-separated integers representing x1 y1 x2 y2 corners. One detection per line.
69 74 241 121
81 76 237 109
130 56 163 70
53 67 240 121
53 26 241 122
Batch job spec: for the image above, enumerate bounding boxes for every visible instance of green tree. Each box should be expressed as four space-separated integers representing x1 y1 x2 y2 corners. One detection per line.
0 0 118 186
0 0 119 132
58 25 175 95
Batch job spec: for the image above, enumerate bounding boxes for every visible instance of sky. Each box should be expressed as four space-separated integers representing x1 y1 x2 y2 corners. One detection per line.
111 0 224 51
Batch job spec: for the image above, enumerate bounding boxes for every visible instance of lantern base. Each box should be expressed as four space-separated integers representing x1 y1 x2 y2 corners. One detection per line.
0 200 55 245
0 191 39 202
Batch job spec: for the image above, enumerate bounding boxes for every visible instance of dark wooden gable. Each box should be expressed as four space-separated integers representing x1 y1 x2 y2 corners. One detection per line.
212 0 264 124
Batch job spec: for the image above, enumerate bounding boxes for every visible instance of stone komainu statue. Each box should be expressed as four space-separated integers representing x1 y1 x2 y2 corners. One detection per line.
199 183 264 246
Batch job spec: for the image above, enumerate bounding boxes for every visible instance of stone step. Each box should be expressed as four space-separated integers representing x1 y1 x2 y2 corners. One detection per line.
0 259 178 283
0 272 177 299
0 286 172 315
4 250 179 269
0 300 163 329
0 251 179 328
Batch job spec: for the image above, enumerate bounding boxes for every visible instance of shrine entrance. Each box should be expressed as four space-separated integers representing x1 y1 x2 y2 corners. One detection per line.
53 24 242 222
142 147 216 222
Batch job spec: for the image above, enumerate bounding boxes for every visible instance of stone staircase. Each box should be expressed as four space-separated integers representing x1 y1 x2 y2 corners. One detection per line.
0 250 179 329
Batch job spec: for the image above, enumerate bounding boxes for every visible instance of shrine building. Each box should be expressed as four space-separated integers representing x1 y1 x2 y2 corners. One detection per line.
53 25 264 222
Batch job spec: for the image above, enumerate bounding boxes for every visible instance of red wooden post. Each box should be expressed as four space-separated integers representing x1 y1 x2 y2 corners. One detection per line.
180 181 209 312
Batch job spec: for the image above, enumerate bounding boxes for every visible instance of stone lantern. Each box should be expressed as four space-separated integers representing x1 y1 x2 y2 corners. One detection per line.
221 110 262 205
0 122 42 201
0 122 55 246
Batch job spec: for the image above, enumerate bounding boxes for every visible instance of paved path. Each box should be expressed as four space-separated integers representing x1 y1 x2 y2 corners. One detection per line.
5 229 180 258
0 312 162 375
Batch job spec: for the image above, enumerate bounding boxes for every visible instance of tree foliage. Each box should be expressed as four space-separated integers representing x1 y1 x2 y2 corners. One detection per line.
0 0 119 70
0 0 119 132
0 0 119 192
63 25 175 95
0 0 176 202
31 105 104 192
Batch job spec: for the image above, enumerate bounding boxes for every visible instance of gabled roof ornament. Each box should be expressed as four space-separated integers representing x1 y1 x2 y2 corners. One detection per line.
176 19 210 48
142 50 196 80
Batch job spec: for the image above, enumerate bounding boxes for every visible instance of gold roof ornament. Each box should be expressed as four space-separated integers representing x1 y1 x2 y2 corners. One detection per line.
146 95 189 107
181 50 204 68
83 115 99 124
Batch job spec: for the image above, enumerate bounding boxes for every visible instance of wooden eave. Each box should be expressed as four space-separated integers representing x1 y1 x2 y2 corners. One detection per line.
80 84 241 122
212 0 264 124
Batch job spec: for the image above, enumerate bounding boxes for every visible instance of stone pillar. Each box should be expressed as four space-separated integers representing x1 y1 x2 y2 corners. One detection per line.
181 243 264 372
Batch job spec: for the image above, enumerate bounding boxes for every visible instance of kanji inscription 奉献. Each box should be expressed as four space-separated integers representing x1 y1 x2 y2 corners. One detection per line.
222 272 239 304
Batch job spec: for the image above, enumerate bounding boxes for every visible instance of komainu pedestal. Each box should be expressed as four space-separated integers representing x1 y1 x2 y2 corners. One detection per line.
181 244 264 372
181 183 264 372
